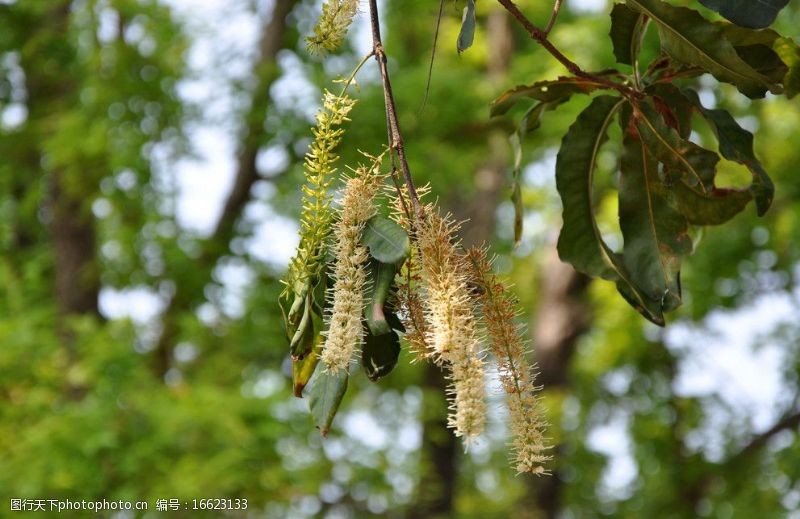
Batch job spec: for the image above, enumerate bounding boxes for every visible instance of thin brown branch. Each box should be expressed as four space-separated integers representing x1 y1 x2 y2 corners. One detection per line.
367 0 423 218
496 0 638 98
727 409 800 465
543 0 563 36
151 0 298 376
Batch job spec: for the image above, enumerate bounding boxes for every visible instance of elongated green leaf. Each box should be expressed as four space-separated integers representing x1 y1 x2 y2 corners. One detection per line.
700 0 789 29
610 3 646 66
556 96 623 280
681 89 774 214
364 259 397 336
626 0 779 98
361 215 410 265
490 74 620 116
509 99 569 244
557 96 666 325
457 0 476 54
362 328 401 382
634 98 719 190
309 367 349 437
775 37 800 98
619 133 692 312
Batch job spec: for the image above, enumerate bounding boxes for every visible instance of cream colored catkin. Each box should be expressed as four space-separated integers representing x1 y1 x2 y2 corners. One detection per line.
320 155 384 373
466 247 550 474
416 209 487 442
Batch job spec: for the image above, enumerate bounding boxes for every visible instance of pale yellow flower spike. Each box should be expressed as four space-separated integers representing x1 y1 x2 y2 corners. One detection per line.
283 90 356 297
466 247 551 474
320 154 385 373
416 209 487 441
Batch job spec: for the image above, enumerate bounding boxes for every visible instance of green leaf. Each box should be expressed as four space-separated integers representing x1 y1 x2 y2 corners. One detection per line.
289 293 313 359
775 37 800 98
457 0 476 54
293 346 321 397
681 89 774 214
626 0 779 98
490 74 620 116
699 0 789 29
509 99 568 244
362 328 401 382
361 215 410 265
619 131 692 312
610 3 646 66
555 96 665 325
718 23 788 84
364 259 398 336
671 182 752 225
645 83 694 139
309 366 349 437
556 96 622 280
634 98 719 191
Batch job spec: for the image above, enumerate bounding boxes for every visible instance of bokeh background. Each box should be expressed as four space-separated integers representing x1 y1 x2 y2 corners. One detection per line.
1 0 800 517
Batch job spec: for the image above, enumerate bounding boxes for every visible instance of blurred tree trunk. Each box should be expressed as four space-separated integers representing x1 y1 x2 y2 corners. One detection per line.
412 7 512 517
22 3 101 341
151 0 297 376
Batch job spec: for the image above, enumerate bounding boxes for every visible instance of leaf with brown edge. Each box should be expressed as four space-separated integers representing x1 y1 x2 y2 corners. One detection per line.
681 88 774 215
634 97 719 191
670 182 752 225
645 83 694 139
490 73 620 116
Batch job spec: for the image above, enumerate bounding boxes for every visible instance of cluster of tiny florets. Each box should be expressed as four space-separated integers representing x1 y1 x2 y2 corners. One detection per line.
320 155 384 373
467 247 550 474
284 91 356 297
415 209 487 442
307 0 359 55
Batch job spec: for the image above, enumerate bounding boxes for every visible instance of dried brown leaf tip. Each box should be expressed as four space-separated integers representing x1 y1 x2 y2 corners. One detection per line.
467 247 550 474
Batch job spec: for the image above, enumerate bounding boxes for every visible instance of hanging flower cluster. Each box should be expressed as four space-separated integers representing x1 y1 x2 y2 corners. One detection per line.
282 0 551 473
